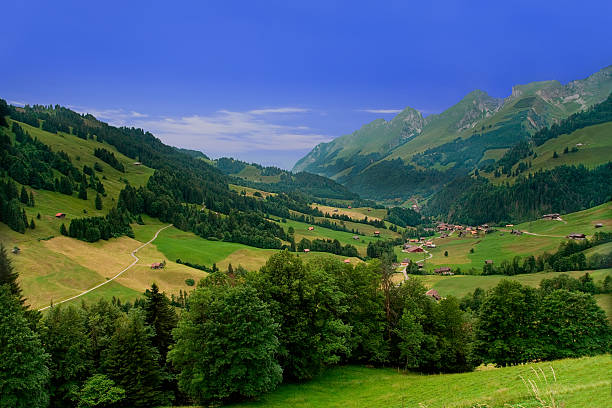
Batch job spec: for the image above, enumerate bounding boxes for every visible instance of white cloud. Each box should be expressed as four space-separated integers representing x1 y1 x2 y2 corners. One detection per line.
130 109 330 155
248 107 310 115
360 108 403 114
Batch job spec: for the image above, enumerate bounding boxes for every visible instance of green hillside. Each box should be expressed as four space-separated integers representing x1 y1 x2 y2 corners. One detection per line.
224 355 610 408
294 65 612 201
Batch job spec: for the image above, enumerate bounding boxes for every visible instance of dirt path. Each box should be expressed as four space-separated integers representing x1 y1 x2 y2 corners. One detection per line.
38 224 172 311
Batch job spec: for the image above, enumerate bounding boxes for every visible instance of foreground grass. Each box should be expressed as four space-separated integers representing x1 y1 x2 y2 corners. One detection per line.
203 355 610 408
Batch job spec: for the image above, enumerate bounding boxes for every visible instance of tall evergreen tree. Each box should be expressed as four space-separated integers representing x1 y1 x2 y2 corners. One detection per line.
0 244 22 302
20 186 29 204
0 286 50 408
143 283 178 363
95 193 103 210
101 310 169 408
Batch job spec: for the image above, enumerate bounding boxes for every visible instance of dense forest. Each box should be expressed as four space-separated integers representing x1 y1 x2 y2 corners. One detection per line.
1 247 610 407
216 157 359 200
426 163 612 224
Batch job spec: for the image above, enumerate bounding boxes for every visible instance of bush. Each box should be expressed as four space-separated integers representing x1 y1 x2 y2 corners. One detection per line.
184 278 195 286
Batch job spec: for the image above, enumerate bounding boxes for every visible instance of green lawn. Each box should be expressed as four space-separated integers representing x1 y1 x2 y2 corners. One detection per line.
218 355 610 408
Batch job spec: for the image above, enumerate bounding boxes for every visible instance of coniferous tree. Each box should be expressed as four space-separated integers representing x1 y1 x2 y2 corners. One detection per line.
0 244 23 303
143 283 178 363
95 194 103 210
60 223 68 236
78 182 88 200
20 186 29 204
0 286 50 408
30 218 36 229
101 310 169 408
29 191 35 206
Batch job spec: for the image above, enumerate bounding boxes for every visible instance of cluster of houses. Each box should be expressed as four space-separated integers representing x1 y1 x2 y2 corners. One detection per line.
437 223 492 236
402 239 435 252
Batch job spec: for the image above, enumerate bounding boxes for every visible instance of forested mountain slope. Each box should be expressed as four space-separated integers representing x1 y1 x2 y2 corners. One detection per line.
294 65 612 200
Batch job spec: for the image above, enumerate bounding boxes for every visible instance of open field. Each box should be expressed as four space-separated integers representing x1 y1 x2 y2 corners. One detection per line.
515 201 612 237
411 268 612 297
229 183 276 199
134 217 361 272
274 217 393 257
217 355 611 408
311 204 384 221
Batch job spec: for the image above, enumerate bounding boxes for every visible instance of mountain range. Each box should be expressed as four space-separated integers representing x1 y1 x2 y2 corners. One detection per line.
293 65 612 200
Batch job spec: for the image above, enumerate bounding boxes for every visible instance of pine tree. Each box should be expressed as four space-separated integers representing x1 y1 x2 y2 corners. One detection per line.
0 286 50 408
30 218 36 229
102 310 169 407
0 244 23 302
36 212 41 219
143 283 178 363
78 182 88 200
29 191 35 206
95 193 103 210
60 223 68 236
20 186 29 204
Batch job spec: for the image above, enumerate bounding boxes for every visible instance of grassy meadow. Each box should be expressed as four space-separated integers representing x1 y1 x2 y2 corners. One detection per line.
215 355 610 408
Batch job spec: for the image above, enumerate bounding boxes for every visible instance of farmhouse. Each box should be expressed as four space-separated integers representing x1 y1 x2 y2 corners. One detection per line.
542 213 561 220
352 235 360 240
567 233 586 240
373 231 380 236
506 224 514 227
55 213 66 219
406 246 424 253
425 241 436 248
343 259 351 263
484 259 494 265
133 162 142 166
511 229 523 236
303 248 310 253
434 267 453 275
308 226 314 231
595 223 603 228
425 289 441 301
150 262 164 269
401 258 411 266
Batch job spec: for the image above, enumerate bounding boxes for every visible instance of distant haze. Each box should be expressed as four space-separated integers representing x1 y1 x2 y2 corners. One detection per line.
2 0 612 169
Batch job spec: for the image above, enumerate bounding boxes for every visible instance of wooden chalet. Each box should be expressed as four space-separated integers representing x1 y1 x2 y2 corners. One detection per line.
373 231 380 236
303 248 310 253
150 262 164 269
406 246 424 253
352 235 360 240
343 259 351 263
542 213 560 220
484 259 494 265
434 267 453 275
308 226 314 231
425 289 441 301
567 233 586 240
55 212 66 219
595 223 604 228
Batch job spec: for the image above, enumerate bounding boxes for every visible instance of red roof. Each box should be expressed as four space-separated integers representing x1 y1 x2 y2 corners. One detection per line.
343 259 351 263
55 213 65 217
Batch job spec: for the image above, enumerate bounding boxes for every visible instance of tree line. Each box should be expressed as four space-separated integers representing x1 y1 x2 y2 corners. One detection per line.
427 164 612 225
1 247 610 407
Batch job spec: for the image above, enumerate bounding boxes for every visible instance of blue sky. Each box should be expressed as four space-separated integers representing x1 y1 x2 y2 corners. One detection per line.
2 0 611 168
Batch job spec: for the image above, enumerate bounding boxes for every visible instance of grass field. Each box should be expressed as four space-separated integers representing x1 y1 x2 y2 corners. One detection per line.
516 201 612 237
311 204 384 221
412 268 612 297
217 355 611 408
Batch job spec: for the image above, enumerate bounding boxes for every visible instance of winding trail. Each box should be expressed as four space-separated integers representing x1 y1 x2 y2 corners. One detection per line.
39 224 172 311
